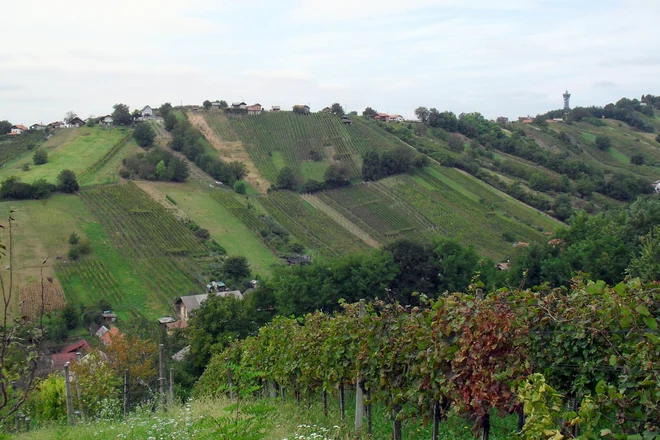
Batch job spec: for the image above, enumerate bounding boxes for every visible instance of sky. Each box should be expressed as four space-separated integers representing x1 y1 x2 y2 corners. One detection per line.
1 0 659 124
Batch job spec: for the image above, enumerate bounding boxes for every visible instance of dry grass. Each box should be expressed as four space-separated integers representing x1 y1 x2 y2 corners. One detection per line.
19 279 66 318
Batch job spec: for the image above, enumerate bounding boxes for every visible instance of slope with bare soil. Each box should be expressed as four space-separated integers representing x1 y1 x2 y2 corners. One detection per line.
187 112 270 193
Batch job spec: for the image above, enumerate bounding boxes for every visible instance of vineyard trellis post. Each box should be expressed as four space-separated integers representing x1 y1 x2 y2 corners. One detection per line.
64 362 75 425
123 369 129 419
169 368 174 406
75 352 83 421
225 357 234 401
339 384 345 421
354 299 366 432
159 344 166 410
432 400 441 440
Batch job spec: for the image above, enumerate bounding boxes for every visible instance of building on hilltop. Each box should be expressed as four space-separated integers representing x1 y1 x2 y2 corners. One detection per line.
211 101 222 110
322 107 331 112
389 114 404 122
341 115 353 125
141 106 154 119
232 102 247 110
98 115 113 126
175 291 243 322
373 113 390 122
9 124 28 135
30 123 47 131
293 104 311 114
247 103 263 115
68 117 85 127
271 105 281 112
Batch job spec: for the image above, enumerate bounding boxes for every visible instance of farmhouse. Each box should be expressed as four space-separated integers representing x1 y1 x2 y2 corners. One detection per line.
293 104 310 114
389 114 404 122
9 124 28 135
232 102 247 110
30 123 47 131
211 101 222 110
68 117 85 127
165 320 187 335
100 326 122 346
322 107 331 112
98 115 113 126
373 113 390 122
247 103 263 115
271 105 281 112
341 115 353 125
101 312 117 323
141 106 154 119
48 121 66 130
50 339 90 368
158 316 176 325
176 291 243 321
495 262 511 271
95 325 109 339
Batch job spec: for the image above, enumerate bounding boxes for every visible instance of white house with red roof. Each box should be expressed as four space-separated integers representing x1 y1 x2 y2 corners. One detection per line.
247 103 263 115
9 124 28 135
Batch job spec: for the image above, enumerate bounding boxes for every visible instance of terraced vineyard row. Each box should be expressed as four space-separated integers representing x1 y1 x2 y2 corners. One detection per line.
77 134 132 184
0 131 44 165
260 190 370 256
210 190 268 235
80 182 205 308
57 257 125 306
208 112 403 184
317 182 436 243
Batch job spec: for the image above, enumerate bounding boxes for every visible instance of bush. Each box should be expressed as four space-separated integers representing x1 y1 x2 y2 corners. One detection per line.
656 134 660 144
502 231 516 243
132 122 156 148
194 228 210 240
61 304 78 330
33 149 48 165
68 232 80 245
22 163 29 171
595 135 611 151
57 169 79 193
630 154 645 165
67 246 80 260
233 181 246 194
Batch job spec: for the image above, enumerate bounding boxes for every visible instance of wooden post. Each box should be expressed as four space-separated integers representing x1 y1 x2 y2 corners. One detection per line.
75 352 83 420
354 300 366 432
322 390 328 416
159 344 166 410
392 404 402 440
432 400 441 440
226 358 234 401
269 381 277 398
123 369 129 419
64 362 75 425
366 387 372 435
169 368 174 406
481 413 490 440
281 386 285 401
339 384 345 422
517 406 525 432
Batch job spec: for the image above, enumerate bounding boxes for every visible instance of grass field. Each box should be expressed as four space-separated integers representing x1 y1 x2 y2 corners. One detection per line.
0 194 92 316
0 131 45 166
0 127 129 184
136 180 281 276
78 137 140 186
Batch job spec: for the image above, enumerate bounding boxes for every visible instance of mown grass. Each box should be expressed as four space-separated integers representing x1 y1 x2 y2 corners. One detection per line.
10 396 518 440
0 127 128 184
149 181 281 276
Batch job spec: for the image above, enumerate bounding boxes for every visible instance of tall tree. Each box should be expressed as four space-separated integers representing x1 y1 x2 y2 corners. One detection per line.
363 107 378 118
57 169 79 192
0 121 11 135
112 103 132 126
63 111 78 124
202 100 212 110
414 106 430 124
276 166 297 190
132 122 156 148
330 103 345 116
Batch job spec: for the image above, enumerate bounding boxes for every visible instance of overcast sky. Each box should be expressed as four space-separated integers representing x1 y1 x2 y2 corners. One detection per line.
1 0 658 124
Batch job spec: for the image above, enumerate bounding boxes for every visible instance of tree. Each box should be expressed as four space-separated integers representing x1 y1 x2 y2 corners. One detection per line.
63 111 77 124
68 232 80 245
104 331 157 393
324 164 349 188
229 161 247 181
627 226 660 282
131 109 141 120
33 149 48 165
363 107 378 118
656 134 660 144
203 100 212 110
0 120 11 135
415 106 430 124
448 134 465 153
159 102 173 118
595 135 611 150
86 117 97 127
276 166 296 190
57 169 79 193
164 112 178 131
330 103 345 116
219 100 228 109
155 160 167 179
222 255 251 281
630 154 645 165
362 150 382 181
233 181 246 194
349 111 358 116
132 122 156 148
61 304 78 330
165 157 190 182
111 103 132 126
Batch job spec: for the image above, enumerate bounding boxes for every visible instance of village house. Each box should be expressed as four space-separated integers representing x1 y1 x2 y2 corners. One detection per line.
271 105 281 112
211 101 222 110
98 115 113 126
100 327 121 346
68 117 85 127
495 262 511 271
9 124 28 135
389 115 404 122
30 123 47 131
322 107 331 112
95 325 109 339
165 320 187 335
50 339 90 369
232 102 247 110
48 121 66 130
101 312 117 323
141 105 154 119
171 345 190 362
175 291 243 322
293 104 310 114
373 113 390 122
247 103 263 115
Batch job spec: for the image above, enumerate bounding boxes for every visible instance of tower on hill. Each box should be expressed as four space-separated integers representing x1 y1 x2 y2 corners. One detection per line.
563 90 571 113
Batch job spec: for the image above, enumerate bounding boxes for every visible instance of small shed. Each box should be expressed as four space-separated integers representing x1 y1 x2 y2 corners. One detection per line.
341 115 352 125
101 312 117 323
211 101 222 110
271 105 281 112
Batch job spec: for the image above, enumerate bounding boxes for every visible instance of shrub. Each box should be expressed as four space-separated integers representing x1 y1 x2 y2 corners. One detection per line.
22 163 29 171
502 231 516 242
194 228 211 240
595 135 611 151
33 149 48 165
630 154 645 165
233 181 246 194
68 232 80 245
132 122 156 148
57 169 79 193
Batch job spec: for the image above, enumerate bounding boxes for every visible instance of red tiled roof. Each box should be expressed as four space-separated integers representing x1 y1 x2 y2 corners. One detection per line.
100 327 121 346
51 352 78 367
62 339 90 354
247 105 262 111
13 124 28 131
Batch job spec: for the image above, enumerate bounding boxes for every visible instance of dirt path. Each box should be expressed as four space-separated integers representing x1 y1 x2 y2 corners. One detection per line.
301 194 380 248
186 112 270 193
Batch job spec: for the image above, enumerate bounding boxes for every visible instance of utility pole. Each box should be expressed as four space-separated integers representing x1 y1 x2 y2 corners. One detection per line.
354 299 366 432
64 362 75 425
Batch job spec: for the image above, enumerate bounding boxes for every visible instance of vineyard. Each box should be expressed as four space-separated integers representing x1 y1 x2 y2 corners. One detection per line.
18 280 66 318
0 131 44 165
260 191 371 256
207 111 404 184
78 182 206 311
312 167 551 260
77 133 132 185
197 278 660 439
